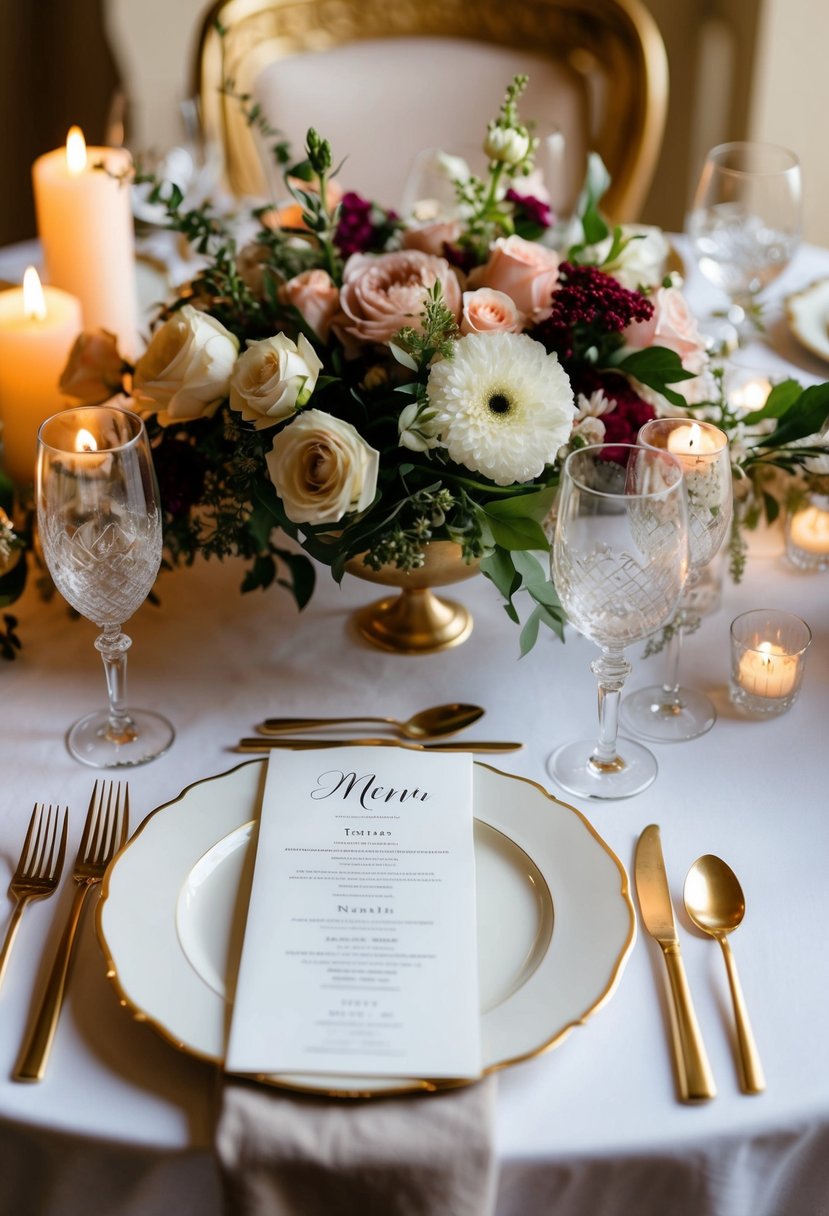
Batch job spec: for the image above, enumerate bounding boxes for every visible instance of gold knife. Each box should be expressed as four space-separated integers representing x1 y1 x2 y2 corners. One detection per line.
235 737 523 753
634 824 716 1103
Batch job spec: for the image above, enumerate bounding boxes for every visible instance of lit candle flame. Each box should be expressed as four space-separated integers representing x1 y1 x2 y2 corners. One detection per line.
22 265 47 321
687 423 702 451
66 126 87 175
75 428 98 453
757 641 773 666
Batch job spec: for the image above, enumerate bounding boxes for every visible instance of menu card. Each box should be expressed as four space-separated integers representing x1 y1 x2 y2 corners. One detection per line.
225 747 482 1079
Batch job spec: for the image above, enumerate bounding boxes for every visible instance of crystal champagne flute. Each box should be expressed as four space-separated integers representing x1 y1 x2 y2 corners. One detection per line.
622 419 733 742
37 405 174 767
687 141 801 345
548 444 689 800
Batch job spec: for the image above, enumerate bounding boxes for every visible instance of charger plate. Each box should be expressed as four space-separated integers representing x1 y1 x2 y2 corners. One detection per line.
97 759 635 1096
786 278 829 363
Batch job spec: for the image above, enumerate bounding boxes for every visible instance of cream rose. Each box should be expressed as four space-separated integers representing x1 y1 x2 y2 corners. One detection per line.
460 288 524 336
133 305 239 426
229 333 322 429
59 330 125 405
266 408 379 525
468 235 560 323
336 250 462 347
279 269 340 342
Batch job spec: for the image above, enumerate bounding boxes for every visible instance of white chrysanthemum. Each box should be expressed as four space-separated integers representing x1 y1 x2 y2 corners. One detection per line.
427 332 575 485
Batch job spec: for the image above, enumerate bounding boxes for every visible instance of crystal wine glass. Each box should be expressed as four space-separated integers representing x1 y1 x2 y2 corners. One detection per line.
687 141 801 345
37 405 174 767
621 419 733 743
548 444 689 800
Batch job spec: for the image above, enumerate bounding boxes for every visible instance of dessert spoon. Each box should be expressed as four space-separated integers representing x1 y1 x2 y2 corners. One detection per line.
258 702 485 740
684 854 766 1094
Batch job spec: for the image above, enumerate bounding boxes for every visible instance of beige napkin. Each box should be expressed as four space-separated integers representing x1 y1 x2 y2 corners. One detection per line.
215 1074 499 1216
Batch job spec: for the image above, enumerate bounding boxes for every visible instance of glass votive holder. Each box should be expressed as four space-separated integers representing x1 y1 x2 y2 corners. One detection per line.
730 610 811 716
786 493 829 571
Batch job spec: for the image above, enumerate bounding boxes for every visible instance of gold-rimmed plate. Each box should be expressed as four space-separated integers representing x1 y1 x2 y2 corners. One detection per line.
97 760 635 1096
786 278 829 363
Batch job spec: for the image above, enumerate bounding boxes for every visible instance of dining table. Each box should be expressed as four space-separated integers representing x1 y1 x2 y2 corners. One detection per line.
0 233 828 1216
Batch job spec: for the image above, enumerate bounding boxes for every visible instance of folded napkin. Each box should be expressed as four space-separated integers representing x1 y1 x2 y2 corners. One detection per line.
215 1074 499 1216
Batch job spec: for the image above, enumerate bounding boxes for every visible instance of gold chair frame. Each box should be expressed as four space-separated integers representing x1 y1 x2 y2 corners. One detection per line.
194 0 668 222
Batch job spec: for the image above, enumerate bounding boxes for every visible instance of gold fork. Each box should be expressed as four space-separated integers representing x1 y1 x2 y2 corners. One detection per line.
0 804 68 992
13 781 129 1082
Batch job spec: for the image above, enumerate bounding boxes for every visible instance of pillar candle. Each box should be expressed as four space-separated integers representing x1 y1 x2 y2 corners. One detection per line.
0 268 82 487
32 126 139 357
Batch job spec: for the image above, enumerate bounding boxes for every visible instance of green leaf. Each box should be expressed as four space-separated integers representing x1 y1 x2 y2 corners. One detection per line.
480 550 521 602
519 605 542 655
615 347 696 409
479 509 549 550
388 342 419 371
755 382 829 448
241 554 276 592
741 378 801 426
762 492 780 525
483 484 557 523
278 551 316 609
287 158 314 182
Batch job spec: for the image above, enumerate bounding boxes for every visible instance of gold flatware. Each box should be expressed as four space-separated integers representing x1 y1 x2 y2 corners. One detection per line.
258 702 485 740
13 780 129 1083
0 804 68 993
634 824 716 1103
236 737 522 753
684 854 766 1095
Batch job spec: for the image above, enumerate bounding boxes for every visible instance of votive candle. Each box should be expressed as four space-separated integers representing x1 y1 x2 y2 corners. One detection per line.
730 609 811 716
786 496 829 570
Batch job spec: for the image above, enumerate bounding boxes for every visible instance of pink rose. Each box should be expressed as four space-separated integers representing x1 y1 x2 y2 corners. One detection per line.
468 235 560 323
336 250 462 347
401 219 462 257
279 269 340 342
59 329 125 405
459 288 524 335
624 286 707 376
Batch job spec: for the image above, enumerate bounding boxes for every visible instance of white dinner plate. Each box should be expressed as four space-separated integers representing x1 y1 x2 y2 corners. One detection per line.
97 760 635 1096
786 278 829 363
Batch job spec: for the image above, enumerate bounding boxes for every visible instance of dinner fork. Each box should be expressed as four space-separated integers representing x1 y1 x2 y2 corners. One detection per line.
0 804 68 993
13 780 129 1082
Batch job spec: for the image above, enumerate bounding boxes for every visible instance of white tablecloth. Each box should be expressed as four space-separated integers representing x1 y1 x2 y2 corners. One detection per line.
1 242 828 1215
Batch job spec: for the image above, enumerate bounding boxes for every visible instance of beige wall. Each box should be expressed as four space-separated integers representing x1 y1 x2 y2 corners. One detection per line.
749 0 829 246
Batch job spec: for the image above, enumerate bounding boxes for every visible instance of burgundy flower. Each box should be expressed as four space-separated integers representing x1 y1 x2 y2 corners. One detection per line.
534 262 654 363
506 188 553 231
334 192 399 258
153 438 207 516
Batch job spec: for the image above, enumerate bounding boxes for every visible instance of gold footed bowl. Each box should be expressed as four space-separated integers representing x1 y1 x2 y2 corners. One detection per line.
345 541 479 655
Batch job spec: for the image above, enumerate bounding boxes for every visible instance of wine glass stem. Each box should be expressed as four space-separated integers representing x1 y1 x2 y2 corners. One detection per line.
660 621 684 709
590 649 631 773
94 626 137 744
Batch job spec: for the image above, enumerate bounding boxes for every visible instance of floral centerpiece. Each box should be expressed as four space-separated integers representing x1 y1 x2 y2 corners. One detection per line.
3 76 828 658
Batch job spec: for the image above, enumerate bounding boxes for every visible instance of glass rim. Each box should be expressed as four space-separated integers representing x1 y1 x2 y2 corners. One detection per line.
638 418 730 457
38 404 146 456
563 442 685 500
704 140 800 177
729 608 812 654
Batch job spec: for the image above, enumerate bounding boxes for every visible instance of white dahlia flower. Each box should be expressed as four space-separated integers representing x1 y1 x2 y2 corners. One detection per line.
427 332 575 485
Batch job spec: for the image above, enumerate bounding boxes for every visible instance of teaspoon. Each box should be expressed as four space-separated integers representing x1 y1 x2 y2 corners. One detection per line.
684 854 766 1094
258 702 485 740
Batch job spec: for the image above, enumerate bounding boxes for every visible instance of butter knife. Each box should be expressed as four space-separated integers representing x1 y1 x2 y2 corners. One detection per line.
235 737 522 753
634 824 716 1103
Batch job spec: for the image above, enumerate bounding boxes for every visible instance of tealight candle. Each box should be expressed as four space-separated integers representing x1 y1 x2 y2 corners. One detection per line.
32 126 139 356
786 496 829 570
730 610 811 716
666 421 724 459
0 267 82 487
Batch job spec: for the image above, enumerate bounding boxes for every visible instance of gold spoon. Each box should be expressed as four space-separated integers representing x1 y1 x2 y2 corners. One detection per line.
684 855 766 1094
258 702 485 740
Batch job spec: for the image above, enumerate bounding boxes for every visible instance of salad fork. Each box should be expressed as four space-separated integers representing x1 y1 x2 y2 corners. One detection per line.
0 804 68 992
13 780 129 1082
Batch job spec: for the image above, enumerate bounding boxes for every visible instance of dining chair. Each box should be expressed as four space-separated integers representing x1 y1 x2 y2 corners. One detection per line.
192 0 668 223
